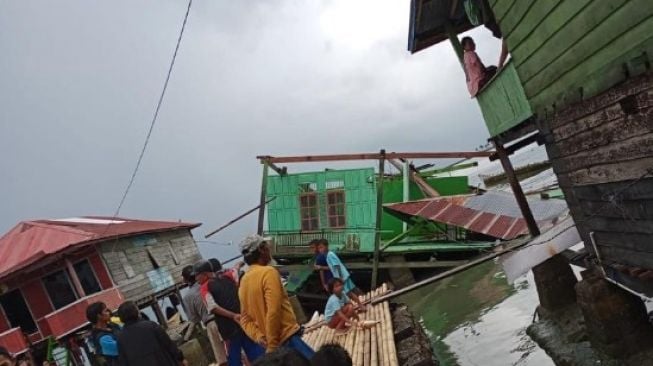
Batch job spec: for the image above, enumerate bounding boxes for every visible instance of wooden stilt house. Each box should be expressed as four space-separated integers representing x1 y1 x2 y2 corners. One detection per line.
407 0 653 295
0 216 201 356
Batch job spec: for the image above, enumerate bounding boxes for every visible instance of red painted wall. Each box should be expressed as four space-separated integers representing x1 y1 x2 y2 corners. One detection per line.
0 308 10 332
89 252 114 289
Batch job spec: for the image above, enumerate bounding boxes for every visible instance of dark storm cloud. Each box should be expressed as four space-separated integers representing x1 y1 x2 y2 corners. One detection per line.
0 0 498 258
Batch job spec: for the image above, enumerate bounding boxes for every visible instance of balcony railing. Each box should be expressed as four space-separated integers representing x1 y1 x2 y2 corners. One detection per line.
41 287 124 339
0 327 30 355
267 228 377 254
476 60 533 137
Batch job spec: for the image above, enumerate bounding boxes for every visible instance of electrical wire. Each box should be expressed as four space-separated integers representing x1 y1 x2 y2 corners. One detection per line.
105 0 193 249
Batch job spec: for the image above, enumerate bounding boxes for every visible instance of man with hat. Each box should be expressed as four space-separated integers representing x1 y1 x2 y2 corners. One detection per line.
238 234 314 360
192 259 264 366
181 265 227 366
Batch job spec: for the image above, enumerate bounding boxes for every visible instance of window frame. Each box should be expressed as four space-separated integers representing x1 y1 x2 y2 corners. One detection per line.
326 189 347 229
299 191 320 231
41 269 79 310
73 259 102 296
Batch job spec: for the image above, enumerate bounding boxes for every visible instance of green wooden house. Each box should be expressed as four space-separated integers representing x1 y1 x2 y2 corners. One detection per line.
407 0 653 295
264 167 489 257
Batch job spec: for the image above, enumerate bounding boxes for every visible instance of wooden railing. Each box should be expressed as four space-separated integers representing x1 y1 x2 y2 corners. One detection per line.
267 228 376 254
0 327 29 355
41 287 124 339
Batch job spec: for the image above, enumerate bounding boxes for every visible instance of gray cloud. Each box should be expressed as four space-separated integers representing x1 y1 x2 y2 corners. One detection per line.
0 0 499 259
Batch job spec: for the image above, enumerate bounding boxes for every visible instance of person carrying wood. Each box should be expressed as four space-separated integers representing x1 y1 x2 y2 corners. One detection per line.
238 234 315 360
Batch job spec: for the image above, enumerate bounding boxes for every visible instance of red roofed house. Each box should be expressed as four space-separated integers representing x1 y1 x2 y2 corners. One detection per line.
0 216 202 357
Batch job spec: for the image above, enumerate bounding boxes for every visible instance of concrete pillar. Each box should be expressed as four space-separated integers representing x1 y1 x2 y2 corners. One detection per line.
576 271 653 358
532 254 577 312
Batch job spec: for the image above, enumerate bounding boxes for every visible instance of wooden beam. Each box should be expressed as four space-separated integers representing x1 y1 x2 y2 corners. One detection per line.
257 162 269 235
389 159 440 197
151 301 168 330
493 140 540 236
257 151 493 164
277 260 469 272
205 197 276 238
65 258 86 298
267 161 287 176
489 133 542 161
372 150 386 289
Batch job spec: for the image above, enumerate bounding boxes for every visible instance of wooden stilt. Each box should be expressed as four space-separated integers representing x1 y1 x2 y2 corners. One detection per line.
372 150 386 289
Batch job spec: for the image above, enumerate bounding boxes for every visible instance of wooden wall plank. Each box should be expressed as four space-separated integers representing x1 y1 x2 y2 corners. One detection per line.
585 217 653 235
550 104 624 142
492 0 517 24
577 199 653 222
548 111 653 159
554 132 653 174
597 245 653 269
499 0 535 39
566 156 653 186
511 0 592 67
505 0 561 50
528 17 653 110
595 231 653 253
572 178 653 202
524 0 643 92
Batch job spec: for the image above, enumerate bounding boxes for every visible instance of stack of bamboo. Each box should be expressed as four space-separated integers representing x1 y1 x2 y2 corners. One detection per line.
301 283 399 366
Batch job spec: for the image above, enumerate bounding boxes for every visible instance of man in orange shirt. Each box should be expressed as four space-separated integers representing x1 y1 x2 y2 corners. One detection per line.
238 234 314 360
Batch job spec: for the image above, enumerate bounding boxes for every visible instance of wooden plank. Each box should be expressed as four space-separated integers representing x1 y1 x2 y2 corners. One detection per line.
257 151 493 164
584 217 653 235
505 0 561 50
511 0 591 67
549 112 653 159
595 231 653 253
572 177 653 202
548 73 653 128
528 14 653 110
597 245 653 270
555 132 653 174
499 0 535 39
526 0 646 92
577 199 653 221
492 0 517 24
566 156 653 186
550 103 624 142
277 260 469 272
517 0 622 81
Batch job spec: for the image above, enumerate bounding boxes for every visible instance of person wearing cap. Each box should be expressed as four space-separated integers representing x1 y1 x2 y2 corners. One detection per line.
86 301 121 366
238 234 315 360
181 265 228 366
193 259 264 366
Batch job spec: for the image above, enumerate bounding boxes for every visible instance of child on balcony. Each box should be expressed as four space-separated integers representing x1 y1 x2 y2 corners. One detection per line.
462 36 497 97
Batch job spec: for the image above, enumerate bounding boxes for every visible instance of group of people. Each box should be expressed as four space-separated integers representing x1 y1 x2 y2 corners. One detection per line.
83 234 362 366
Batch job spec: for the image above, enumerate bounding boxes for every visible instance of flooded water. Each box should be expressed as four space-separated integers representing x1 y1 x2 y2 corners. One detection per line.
399 260 555 366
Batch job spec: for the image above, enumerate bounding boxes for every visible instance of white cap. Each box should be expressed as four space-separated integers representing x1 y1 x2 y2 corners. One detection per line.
239 234 271 254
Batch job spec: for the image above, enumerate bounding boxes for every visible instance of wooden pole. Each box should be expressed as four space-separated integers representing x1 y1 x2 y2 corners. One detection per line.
402 160 410 232
151 301 168 330
65 258 86 298
445 22 464 65
371 150 386 290
389 159 440 197
257 162 269 235
492 140 540 236
206 197 276 238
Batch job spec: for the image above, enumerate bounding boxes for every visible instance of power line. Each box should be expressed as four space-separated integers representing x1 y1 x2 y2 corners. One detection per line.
110 0 193 222
104 0 193 253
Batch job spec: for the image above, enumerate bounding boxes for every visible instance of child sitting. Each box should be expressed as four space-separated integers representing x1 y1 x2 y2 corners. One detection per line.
315 239 363 308
325 278 359 331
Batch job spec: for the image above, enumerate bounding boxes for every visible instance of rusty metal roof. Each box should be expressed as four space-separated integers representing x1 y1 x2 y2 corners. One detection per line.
0 216 200 280
384 191 568 240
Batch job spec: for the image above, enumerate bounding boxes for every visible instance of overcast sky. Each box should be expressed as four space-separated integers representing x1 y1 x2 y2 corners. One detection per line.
0 0 499 260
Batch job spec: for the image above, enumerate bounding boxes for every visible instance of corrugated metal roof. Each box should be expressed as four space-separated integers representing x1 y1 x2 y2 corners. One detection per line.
0 216 200 280
384 191 568 240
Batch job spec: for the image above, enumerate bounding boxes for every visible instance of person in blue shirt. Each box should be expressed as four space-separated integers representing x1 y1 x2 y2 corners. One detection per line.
86 301 120 366
309 239 332 293
324 278 358 331
316 239 363 308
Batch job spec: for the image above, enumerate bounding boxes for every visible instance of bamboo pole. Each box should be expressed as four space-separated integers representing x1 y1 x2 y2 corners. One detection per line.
384 300 399 366
370 289 379 366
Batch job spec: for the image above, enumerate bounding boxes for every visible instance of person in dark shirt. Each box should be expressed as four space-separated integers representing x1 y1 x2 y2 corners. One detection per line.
311 344 352 366
116 301 187 366
309 239 332 293
86 301 120 366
